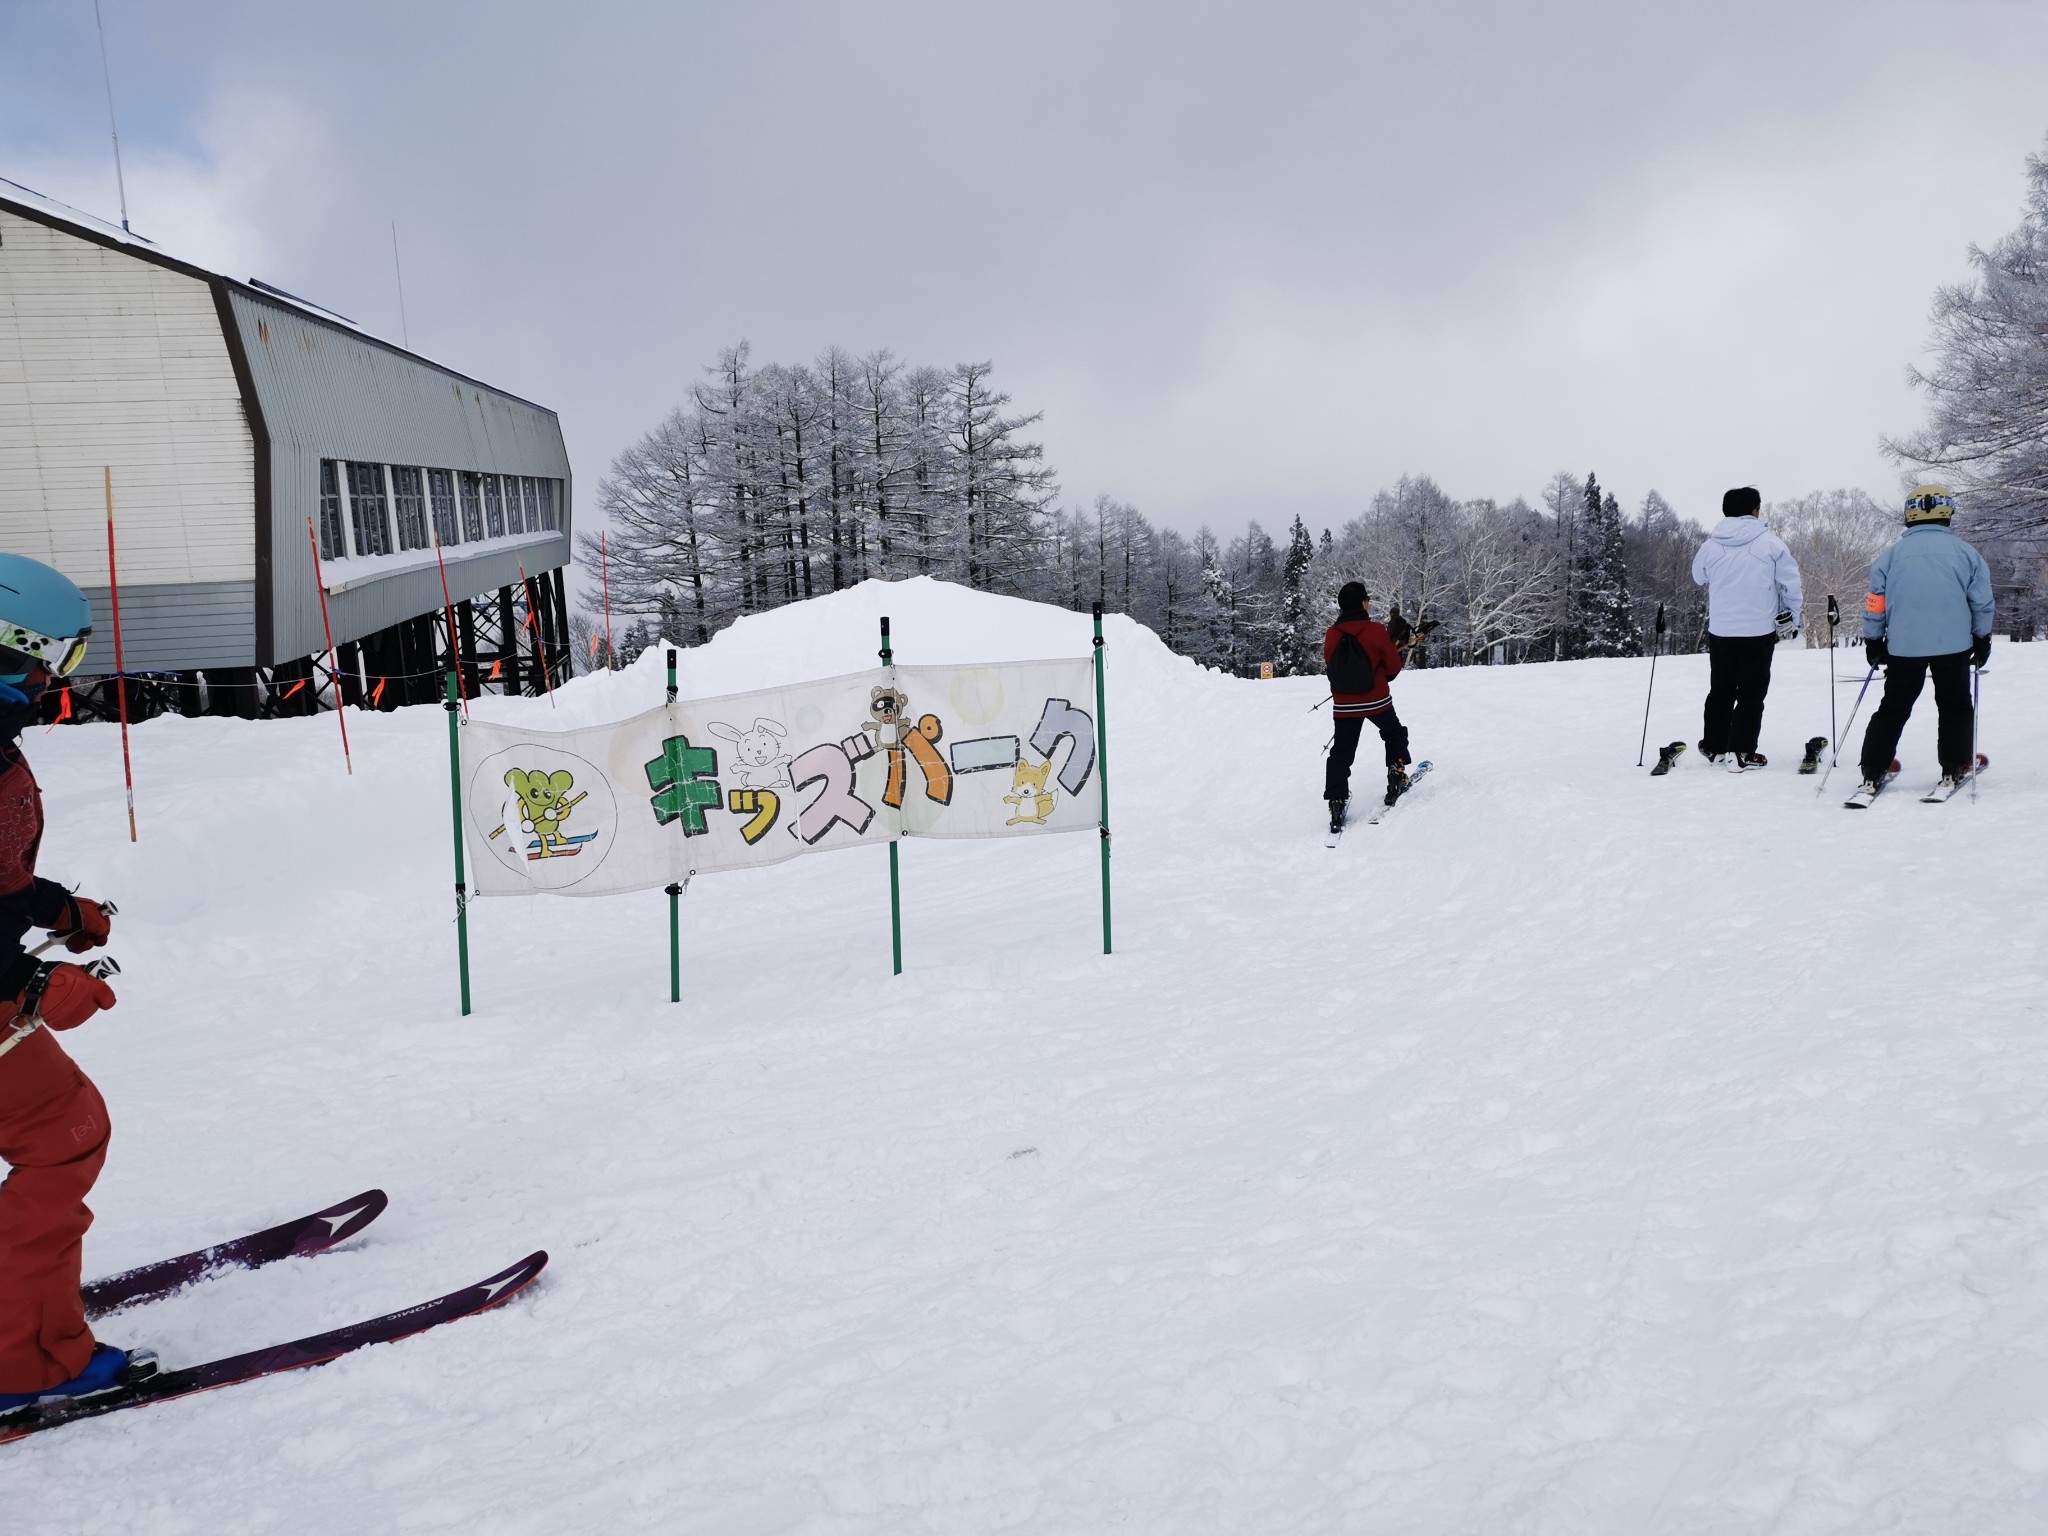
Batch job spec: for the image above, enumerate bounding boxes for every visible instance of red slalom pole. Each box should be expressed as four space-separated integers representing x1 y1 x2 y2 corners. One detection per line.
431 528 468 717
305 517 353 774
600 530 614 670
103 468 137 841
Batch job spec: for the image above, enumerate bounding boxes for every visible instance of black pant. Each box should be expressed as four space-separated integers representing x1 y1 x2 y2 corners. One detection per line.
1859 651 1974 780
1325 708 1410 801
1701 633 1777 756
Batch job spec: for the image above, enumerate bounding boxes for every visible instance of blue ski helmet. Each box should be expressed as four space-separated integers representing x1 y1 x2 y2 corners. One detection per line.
0 554 93 685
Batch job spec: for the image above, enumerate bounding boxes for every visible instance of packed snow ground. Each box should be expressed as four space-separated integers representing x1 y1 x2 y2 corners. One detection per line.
5 577 2047 1533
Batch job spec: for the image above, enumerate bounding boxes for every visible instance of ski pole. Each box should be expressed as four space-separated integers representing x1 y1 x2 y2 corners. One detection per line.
1825 596 1839 759
28 899 119 958
1816 668 1877 796
1971 663 1981 803
1636 604 1665 766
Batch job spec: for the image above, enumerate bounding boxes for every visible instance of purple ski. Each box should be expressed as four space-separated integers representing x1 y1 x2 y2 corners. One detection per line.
82 1190 389 1317
2 1250 547 1443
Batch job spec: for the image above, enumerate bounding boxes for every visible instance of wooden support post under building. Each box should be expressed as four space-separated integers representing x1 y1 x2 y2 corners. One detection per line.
337 641 363 708
497 585 521 695
457 599 480 698
533 570 557 684
550 568 572 680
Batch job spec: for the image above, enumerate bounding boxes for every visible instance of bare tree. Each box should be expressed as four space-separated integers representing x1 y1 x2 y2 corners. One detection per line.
1770 490 1895 644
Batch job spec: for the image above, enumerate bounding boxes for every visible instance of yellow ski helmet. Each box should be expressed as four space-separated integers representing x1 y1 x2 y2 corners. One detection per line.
1903 485 1957 526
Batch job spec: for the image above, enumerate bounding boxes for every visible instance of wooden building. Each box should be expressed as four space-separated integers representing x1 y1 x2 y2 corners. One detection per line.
0 178 572 716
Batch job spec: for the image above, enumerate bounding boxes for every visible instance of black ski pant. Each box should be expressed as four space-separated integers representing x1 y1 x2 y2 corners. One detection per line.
1859 651 1975 780
1700 632 1777 757
1325 708 1410 801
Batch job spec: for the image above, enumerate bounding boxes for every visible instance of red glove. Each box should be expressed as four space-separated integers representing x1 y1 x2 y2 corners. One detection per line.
53 895 113 954
27 963 117 1031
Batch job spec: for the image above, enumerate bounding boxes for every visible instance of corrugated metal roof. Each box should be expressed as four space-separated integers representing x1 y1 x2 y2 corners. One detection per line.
0 176 557 414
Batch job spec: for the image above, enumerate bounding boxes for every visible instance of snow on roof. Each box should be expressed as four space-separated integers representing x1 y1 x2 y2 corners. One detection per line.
2 172 369 337
0 172 554 413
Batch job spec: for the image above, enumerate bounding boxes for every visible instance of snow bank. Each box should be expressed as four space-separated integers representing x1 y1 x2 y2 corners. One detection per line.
9 577 2048 1533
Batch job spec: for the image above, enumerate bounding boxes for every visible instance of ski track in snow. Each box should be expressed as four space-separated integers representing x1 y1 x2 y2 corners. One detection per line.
5 578 2047 1533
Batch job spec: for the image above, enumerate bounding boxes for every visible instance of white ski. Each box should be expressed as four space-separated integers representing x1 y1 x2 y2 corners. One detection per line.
1920 753 1989 803
1367 761 1433 825
1843 761 1902 809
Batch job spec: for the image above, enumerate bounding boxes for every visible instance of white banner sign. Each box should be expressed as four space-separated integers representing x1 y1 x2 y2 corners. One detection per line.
461 658 1101 898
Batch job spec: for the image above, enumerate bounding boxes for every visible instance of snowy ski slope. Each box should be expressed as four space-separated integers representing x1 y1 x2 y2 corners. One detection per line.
6 577 2047 1533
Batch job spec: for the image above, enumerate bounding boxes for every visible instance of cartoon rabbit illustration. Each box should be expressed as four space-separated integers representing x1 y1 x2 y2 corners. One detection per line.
1003 756 1056 826
709 717 792 788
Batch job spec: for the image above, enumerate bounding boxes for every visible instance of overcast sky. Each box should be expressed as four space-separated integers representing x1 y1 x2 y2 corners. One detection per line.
5 1 2047 540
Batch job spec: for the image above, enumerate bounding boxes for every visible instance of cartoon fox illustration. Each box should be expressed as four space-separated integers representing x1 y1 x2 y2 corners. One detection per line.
1003 757 1055 826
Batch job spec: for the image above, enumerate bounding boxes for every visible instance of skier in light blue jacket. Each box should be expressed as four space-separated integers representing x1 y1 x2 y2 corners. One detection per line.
1690 487 1802 768
1853 485 1994 798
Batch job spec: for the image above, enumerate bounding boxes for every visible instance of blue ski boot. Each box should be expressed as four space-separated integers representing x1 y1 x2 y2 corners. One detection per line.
0 1344 157 1412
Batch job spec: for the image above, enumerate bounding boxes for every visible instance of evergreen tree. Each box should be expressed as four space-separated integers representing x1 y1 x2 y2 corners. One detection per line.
1570 475 1642 657
1277 515 1316 674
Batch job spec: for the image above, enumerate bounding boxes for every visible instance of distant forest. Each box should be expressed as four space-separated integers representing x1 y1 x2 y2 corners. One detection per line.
580 143 2048 674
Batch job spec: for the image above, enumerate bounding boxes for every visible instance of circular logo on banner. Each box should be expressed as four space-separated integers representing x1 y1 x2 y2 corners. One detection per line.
470 747 618 891
948 667 1008 726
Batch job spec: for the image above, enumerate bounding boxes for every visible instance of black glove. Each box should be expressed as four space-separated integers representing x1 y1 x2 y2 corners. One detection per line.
1971 634 1991 669
1865 637 1888 669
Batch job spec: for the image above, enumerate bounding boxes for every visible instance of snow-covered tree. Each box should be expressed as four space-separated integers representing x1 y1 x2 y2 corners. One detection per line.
1887 135 2048 537
1276 515 1316 674
1570 476 1641 657
1769 490 1896 643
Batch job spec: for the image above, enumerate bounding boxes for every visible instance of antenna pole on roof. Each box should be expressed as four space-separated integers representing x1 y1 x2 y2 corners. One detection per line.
391 221 410 348
92 0 130 234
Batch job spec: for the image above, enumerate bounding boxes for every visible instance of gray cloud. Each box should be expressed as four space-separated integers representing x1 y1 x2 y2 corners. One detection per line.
6 0 2046 540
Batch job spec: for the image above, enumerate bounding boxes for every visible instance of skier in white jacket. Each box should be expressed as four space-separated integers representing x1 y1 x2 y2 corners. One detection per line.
1689 487 1802 768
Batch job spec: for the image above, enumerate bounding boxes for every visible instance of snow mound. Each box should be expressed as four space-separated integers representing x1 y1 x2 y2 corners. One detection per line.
500 575 1200 730
9 578 2048 1533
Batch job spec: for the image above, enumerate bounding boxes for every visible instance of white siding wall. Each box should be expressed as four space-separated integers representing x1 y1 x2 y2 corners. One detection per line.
0 209 254 595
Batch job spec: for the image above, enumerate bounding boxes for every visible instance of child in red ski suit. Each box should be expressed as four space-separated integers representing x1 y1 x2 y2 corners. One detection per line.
0 698 118 1397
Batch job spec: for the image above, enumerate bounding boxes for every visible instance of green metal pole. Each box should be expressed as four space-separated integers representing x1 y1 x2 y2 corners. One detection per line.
667 648 680 1004
881 616 902 976
1093 602 1112 955
444 671 471 1014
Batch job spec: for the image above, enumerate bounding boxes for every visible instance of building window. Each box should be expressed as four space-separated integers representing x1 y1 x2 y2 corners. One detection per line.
318 460 347 560
391 465 429 552
460 472 485 542
482 474 506 538
534 478 557 530
428 468 459 547
346 462 392 557
504 475 526 536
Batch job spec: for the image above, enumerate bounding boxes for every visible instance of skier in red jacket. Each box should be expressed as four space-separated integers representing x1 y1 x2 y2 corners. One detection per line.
0 554 138 1415
1323 582 1411 832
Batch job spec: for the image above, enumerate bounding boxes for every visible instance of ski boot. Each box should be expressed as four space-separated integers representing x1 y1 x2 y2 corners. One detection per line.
1845 760 1901 809
1728 751 1767 773
0 1345 158 1414
1384 763 1410 807
1327 798 1347 836
1696 739 1726 765
1798 736 1827 774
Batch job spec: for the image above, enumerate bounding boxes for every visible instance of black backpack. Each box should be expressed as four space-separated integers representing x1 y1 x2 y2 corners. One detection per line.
1326 628 1376 693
